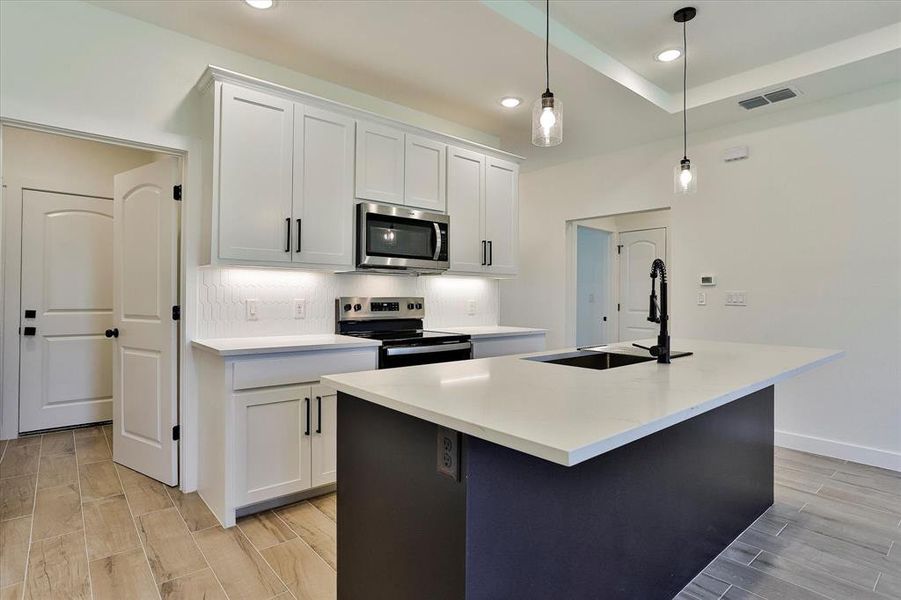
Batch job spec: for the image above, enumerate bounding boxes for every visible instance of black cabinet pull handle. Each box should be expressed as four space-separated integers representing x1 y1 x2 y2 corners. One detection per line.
487 240 493 266
104 328 119 338
296 218 302 253
481 240 486 266
285 217 291 252
304 397 311 436
316 396 322 434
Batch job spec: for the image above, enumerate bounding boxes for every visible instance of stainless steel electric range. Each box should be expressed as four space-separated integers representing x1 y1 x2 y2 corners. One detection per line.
336 297 471 369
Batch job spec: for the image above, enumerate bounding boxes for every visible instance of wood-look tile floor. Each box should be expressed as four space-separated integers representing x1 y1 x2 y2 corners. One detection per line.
2 430 898 600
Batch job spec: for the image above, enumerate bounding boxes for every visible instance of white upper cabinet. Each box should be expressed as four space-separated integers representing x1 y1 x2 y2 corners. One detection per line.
355 121 405 204
293 105 355 268
484 157 519 275
404 135 446 212
218 83 294 263
447 146 486 273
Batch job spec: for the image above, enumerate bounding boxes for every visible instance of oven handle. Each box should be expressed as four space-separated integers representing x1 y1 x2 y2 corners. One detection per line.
432 222 442 261
384 342 471 356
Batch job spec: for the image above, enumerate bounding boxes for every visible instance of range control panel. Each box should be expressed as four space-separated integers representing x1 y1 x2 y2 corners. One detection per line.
336 297 425 321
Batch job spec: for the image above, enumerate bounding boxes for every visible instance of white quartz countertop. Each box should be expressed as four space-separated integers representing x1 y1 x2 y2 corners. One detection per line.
191 334 381 357
322 339 842 467
433 326 546 339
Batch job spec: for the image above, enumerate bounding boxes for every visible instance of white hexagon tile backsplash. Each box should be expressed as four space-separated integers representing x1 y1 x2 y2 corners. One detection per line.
196 267 499 338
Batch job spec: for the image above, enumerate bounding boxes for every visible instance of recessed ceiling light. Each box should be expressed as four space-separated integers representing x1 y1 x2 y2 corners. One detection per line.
500 97 522 108
655 48 682 62
245 0 274 9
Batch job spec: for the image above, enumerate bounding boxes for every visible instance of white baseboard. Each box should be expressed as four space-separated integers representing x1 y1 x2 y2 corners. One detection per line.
775 430 901 472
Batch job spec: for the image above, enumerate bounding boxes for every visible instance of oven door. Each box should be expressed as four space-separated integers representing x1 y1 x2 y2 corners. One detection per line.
379 342 472 369
358 203 449 271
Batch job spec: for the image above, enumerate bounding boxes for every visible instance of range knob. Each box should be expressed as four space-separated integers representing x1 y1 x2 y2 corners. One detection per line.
407 303 415 310
415 303 423 310
353 304 362 312
343 303 352 312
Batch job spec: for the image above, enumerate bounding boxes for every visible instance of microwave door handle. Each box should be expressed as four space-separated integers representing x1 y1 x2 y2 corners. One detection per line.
433 222 442 260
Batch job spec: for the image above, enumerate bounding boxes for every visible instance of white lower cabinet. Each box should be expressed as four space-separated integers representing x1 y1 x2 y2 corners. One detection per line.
234 384 314 507
195 344 378 527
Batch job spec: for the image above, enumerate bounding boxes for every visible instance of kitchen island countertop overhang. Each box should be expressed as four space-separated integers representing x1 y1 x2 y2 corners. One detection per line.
322 338 843 466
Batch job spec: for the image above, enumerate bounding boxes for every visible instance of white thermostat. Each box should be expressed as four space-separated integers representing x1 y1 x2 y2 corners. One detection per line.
699 274 716 286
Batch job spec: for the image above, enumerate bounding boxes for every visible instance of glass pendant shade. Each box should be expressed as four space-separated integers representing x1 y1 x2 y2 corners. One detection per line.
531 91 562 147
674 158 697 194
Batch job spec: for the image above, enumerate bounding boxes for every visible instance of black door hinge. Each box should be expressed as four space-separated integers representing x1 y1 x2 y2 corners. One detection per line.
617 244 623 255
173 185 182 201
172 425 180 441
171 305 180 321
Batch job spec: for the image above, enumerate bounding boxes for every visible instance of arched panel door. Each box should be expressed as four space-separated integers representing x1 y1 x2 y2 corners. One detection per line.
618 228 667 342
112 157 179 485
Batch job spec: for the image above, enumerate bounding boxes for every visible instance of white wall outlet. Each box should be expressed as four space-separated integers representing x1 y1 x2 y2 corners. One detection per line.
697 292 707 306
246 298 259 321
293 298 306 320
466 300 477 316
725 291 748 306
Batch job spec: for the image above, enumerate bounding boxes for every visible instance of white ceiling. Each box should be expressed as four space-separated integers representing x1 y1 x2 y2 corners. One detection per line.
89 0 901 170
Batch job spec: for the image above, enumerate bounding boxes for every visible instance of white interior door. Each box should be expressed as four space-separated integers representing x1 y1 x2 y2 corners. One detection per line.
618 228 666 342
19 190 114 432
112 157 180 485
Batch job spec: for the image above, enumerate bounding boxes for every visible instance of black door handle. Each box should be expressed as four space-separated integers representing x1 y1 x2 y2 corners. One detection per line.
316 396 322 434
304 397 311 436
285 217 291 252
296 218 302 253
22 327 36 336
105 328 119 338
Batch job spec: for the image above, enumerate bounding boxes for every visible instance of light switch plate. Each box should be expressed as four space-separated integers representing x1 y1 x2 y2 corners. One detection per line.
725 291 748 306
246 299 259 320
293 298 306 319
697 292 707 306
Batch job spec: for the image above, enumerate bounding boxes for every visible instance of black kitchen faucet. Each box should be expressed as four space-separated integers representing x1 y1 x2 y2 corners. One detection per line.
635 258 671 364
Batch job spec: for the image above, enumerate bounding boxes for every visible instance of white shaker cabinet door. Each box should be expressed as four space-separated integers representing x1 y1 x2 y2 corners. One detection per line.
293 105 355 267
355 121 405 204
234 385 313 507
484 157 519 276
447 145 486 273
218 83 294 262
311 384 338 488
404 134 446 212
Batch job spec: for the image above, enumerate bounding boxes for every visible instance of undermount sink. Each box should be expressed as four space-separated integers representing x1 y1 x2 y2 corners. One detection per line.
525 350 655 371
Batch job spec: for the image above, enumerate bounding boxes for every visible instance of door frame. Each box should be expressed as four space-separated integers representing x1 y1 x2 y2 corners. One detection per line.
0 118 189 486
564 221 618 348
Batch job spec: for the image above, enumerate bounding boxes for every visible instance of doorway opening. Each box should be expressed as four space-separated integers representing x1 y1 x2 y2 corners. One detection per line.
565 208 671 348
1 125 183 485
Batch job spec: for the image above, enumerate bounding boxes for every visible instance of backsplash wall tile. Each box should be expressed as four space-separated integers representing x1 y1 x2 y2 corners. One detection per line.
196 267 499 339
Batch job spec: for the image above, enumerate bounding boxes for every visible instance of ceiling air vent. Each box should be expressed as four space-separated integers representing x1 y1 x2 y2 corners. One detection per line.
738 96 769 110
764 88 797 103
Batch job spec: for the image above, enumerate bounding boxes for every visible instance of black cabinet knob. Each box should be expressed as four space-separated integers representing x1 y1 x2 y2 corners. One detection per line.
105 328 119 338
415 303 423 310
343 303 352 312
407 303 414 310
353 304 362 311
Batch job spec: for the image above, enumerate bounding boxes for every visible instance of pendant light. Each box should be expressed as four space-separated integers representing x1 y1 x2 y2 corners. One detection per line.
673 6 697 194
532 0 562 147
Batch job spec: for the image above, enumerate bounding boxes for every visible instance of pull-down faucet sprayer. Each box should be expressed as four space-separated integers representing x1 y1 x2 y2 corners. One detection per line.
646 258 671 364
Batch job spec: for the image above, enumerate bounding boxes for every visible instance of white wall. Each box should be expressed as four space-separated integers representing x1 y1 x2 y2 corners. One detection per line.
0 0 500 488
502 84 901 469
196 268 498 339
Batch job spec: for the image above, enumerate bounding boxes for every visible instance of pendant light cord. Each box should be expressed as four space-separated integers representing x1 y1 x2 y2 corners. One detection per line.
682 19 687 159
545 0 550 93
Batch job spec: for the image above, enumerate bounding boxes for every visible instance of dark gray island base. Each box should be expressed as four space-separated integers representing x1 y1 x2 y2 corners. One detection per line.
337 386 774 600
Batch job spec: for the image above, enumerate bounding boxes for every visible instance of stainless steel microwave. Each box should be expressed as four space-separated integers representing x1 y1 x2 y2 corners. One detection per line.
356 203 449 273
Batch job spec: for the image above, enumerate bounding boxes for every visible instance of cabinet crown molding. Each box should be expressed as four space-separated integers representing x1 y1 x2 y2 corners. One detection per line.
196 65 524 164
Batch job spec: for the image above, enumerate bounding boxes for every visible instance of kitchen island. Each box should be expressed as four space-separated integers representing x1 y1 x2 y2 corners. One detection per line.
322 339 841 600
